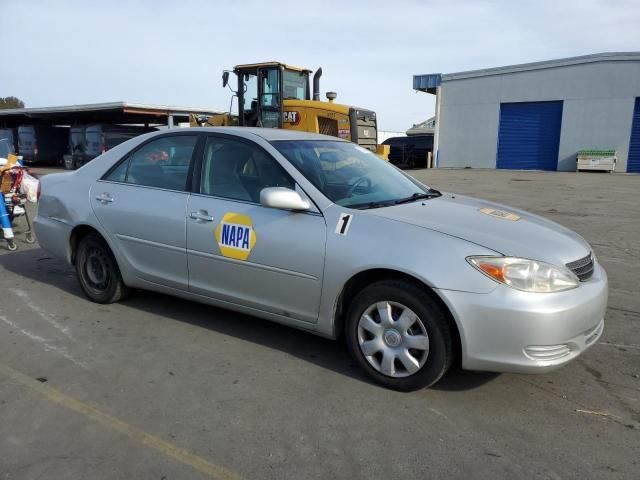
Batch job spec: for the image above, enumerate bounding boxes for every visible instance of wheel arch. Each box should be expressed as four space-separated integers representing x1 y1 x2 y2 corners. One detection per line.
69 224 108 265
334 268 462 364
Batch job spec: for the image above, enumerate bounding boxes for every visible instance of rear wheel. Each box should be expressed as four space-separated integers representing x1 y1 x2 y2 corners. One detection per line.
345 280 453 391
75 233 128 303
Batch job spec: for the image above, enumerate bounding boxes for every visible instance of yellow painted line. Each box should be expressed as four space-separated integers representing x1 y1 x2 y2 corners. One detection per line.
0 363 243 480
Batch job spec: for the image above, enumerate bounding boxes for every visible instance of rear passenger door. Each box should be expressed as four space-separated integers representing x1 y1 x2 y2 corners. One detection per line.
186 134 326 324
91 133 199 290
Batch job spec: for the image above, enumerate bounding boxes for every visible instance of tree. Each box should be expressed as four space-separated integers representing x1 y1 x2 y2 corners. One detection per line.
0 96 25 109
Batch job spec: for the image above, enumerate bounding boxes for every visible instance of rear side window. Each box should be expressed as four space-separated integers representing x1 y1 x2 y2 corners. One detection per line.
105 135 197 191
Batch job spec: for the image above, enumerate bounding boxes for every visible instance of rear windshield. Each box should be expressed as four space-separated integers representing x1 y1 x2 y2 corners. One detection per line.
86 130 103 153
18 128 34 141
0 139 13 157
70 131 85 145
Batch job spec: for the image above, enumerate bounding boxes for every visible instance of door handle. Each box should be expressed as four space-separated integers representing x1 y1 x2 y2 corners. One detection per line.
95 193 113 204
189 210 214 222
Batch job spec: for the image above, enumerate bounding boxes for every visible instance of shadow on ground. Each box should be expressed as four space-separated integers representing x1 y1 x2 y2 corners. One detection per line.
0 247 499 391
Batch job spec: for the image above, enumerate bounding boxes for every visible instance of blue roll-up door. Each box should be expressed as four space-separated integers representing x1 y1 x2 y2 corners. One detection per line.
496 101 563 170
627 98 640 173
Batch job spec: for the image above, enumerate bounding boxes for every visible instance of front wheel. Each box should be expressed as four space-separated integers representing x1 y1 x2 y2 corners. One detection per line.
75 233 128 303
345 280 453 391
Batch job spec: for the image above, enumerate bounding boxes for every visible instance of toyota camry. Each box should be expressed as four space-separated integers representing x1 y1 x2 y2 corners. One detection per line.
34 128 608 391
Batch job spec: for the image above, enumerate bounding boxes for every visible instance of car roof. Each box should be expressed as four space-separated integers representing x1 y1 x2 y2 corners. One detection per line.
172 127 348 143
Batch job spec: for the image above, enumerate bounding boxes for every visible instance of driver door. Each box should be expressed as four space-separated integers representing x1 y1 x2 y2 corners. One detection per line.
186 134 326 323
258 67 282 128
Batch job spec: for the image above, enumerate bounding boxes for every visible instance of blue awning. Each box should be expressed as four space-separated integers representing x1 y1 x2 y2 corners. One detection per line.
413 74 442 93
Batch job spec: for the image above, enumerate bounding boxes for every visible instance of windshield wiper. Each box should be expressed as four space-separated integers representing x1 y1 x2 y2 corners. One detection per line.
393 191 441 205
348 200 396 210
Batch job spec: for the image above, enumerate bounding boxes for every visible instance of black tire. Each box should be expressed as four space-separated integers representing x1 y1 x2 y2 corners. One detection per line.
345 279 453 391
6 238 17 251
75 233 128 303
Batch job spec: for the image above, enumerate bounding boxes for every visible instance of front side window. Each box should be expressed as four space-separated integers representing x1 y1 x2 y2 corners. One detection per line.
241 72 258 127
272 140 437 209
105 135 197 191
200 137 294 203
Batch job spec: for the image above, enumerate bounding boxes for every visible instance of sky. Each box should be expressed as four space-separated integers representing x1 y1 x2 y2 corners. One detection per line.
2 0 640 132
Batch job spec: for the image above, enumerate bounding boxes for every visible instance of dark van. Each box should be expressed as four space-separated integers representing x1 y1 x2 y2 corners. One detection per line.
18 125 68 165
382 134 434 169
65 125 87 170
84 124 155 165
0 128 17 154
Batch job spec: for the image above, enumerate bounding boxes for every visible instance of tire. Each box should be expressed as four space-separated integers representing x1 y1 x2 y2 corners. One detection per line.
75 233 128 303
345 279 453 391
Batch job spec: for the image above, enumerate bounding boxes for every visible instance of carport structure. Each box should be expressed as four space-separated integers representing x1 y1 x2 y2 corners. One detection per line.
0 101 222 128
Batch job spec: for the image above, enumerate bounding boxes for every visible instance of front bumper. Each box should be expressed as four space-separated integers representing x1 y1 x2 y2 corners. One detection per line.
437 262 608 374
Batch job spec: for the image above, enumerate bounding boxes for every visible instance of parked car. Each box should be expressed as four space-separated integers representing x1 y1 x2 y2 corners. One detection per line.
83 124 155 166
383 134 434 169
17 125 68 165
65 125 87 170
0 128 18 154
34 128 607 391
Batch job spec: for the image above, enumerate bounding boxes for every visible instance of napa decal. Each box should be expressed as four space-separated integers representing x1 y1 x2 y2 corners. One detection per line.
214 212 257 261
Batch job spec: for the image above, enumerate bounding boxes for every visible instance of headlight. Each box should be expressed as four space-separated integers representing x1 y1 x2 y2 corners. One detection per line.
467 256 579 293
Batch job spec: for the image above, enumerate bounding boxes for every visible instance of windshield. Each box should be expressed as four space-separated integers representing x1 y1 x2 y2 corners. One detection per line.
272 140 436 208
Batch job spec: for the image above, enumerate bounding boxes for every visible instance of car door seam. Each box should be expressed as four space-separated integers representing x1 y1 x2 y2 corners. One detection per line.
115 233 185 253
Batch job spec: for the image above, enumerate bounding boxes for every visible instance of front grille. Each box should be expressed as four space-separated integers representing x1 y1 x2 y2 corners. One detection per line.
318 117 338 137
566 253 594 281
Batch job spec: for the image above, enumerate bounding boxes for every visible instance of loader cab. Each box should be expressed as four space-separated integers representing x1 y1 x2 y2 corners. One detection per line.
231 62 311 129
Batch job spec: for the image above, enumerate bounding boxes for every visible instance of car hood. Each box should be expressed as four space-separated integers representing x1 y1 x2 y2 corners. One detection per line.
367 193 591 266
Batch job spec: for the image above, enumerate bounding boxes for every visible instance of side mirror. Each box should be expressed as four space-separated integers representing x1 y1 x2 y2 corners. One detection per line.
222 71 230 88
260 187 310 211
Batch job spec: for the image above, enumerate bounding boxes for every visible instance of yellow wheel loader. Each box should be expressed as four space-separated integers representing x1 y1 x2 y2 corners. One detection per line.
190 62 389 159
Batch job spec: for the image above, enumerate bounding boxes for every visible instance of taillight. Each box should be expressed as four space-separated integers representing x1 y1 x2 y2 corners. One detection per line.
101 144 107 153
36 181 41 201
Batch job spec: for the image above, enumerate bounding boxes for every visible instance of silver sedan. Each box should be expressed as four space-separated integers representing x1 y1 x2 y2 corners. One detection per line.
34 128 608 391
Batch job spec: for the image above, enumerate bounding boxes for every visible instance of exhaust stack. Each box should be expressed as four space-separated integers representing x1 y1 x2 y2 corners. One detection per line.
312 67 322 101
